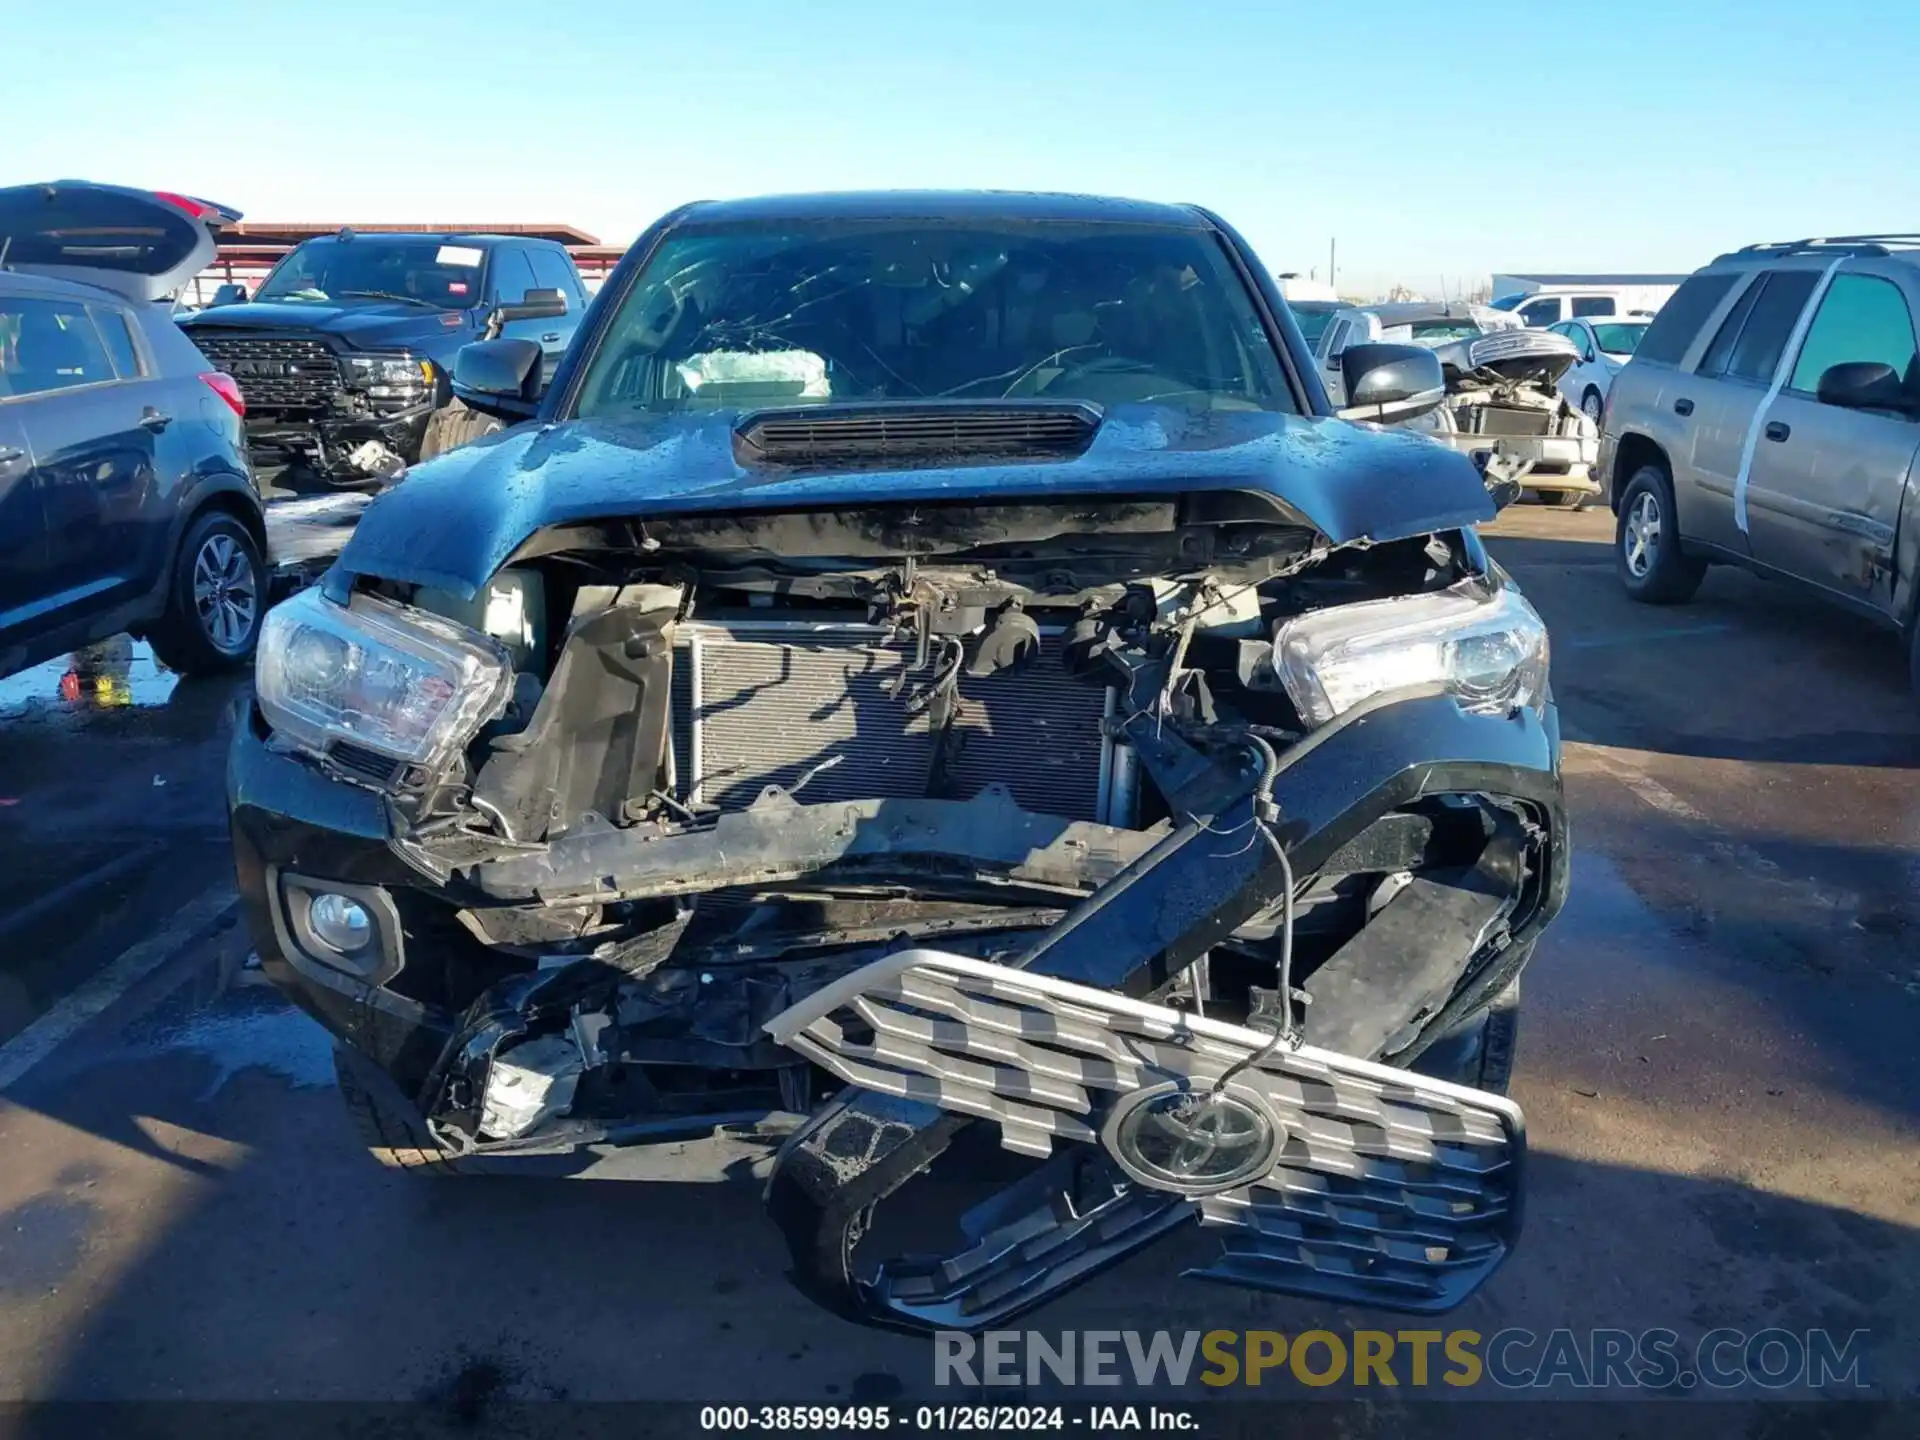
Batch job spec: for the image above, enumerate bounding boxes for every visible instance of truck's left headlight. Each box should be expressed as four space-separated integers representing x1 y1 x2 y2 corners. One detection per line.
1273 581 1549 728
343 354 433 399
256 588 512 774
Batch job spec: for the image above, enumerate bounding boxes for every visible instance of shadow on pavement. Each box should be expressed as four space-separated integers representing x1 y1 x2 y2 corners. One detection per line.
1489 532 1920 770
1 1019 1913 1415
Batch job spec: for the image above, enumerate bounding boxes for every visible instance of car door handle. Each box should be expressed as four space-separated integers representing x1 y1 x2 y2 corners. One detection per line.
542 332 561 343
1764 420 1791 442
140 407 173 432
1673 398 1694 416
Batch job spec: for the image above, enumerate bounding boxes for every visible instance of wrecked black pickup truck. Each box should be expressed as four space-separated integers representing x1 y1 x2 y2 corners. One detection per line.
228 191 1567 1332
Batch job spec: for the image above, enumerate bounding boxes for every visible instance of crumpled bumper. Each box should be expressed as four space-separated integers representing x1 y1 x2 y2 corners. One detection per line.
766 948 1523 1330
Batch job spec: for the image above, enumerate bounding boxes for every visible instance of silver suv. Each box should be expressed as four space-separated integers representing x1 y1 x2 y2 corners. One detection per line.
1597 235 1920 692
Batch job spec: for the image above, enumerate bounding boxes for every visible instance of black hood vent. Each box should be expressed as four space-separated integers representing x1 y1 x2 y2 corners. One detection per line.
735 402 1100 468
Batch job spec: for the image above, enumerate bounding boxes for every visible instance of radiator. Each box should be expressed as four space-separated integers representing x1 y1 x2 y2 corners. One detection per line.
668 621 1117 822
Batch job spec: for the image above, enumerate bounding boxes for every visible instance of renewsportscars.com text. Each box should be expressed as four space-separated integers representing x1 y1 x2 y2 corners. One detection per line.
935 1327 1869 1392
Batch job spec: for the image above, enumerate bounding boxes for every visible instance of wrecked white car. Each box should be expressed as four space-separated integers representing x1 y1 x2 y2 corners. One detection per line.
1404 325 1602 510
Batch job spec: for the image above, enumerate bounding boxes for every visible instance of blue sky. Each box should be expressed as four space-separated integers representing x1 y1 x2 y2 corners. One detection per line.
8 0 1917 296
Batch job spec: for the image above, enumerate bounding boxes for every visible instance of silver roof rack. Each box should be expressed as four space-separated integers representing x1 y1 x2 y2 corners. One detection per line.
1718 234 1920 262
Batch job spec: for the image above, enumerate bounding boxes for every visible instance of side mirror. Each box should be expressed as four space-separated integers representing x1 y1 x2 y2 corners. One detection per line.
1816 361 1911 414
1336 343 1447 425
495 287 568 323
211 283 248 307
452 338 544 420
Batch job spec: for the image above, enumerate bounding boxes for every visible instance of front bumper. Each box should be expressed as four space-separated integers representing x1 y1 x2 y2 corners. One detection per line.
1435 433 1598 494
229 689 1566 1327
245 402 434 480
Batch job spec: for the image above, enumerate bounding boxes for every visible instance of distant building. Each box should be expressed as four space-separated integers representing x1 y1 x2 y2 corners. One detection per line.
186 220 626 305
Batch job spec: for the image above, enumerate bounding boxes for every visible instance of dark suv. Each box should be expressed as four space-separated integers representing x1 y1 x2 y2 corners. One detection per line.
1 182 267 681
1597 235 1920 693
230 191 1567 1333
179 232 587 484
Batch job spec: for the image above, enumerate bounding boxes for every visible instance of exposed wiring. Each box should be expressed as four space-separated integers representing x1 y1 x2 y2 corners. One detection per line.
1206 731 1302 1098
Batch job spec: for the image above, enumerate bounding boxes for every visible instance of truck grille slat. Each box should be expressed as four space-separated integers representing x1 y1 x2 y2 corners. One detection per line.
768 950 1525 1320
188 333 342 411
672 624 1109 821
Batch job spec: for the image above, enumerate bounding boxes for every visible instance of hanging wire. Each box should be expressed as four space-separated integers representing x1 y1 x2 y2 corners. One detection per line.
1206 730 1303 1098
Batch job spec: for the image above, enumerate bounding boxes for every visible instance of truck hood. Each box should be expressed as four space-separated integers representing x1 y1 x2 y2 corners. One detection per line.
335 405 1499 600
179 301 466 352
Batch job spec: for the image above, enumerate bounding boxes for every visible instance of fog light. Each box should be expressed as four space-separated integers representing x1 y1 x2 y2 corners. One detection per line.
308 892 372 953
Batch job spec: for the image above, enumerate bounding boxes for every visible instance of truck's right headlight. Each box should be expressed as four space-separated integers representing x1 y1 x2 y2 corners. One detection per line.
256 587 512 775
1273 581 1549 728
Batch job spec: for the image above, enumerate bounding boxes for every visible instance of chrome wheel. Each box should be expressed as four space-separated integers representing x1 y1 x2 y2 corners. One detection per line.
1582 391 1604 423
1623 490 1661 579
191 533 258 654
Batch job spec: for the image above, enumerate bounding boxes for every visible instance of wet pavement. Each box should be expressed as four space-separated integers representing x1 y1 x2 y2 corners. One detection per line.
0 503 1916 1423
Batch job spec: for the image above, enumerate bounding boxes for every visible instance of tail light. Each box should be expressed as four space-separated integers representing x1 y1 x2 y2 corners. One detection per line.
201 371 246 418
154 190 242 227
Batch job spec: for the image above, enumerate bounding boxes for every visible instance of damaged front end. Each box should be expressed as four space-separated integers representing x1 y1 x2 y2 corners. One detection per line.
1410 330 1600 503
230 485 1564 1331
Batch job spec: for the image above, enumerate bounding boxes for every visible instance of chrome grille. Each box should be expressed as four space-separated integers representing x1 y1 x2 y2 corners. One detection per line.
188 333 341 411
671 623 1111 821
769 949 1523 1316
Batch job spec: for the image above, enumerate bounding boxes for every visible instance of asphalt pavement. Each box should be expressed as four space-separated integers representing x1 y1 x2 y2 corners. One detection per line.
0 503 1916 1428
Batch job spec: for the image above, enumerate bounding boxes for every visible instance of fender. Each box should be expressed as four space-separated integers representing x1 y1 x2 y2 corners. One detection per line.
152 470 266 597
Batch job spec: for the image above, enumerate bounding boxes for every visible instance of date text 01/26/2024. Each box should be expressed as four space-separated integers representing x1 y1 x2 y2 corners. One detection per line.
698 1406 1199 1432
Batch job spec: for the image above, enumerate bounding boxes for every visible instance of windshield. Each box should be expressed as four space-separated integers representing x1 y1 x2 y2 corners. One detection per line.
1289 307 1337 347
572 220 1295 418
1490 294 1525 311
1408 320 1483 346
254 238 485 310
1591 321 1648 355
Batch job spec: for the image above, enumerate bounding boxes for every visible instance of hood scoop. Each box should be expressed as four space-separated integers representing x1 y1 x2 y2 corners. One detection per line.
734 402 1100 469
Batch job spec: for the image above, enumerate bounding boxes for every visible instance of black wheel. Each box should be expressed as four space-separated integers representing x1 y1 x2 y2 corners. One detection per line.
1408 977 1522 1095
1615 465 1706 604
418 398 506 462
1581 388 1605 425
147 511 264 675
1543 489 1587 509
334 1046 465 1176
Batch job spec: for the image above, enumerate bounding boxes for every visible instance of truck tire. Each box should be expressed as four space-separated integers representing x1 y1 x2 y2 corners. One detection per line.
1615 465 1706 604
418 398 505 462
1543 489 1587 509
333 1045 466 1176
147 511 265 676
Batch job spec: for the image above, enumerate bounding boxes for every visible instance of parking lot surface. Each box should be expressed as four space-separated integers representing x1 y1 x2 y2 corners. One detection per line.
0 505 1916 1420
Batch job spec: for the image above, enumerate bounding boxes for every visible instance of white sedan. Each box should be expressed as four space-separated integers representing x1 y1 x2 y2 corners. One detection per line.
1548 317 1650 424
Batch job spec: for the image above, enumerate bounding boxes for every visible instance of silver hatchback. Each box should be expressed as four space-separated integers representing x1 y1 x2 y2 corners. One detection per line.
1596 236 1920 694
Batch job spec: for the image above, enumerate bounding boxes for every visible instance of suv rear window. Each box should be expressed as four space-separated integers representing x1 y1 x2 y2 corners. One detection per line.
1720 270 1819 383
1636 272 1737 366
0 297 117 397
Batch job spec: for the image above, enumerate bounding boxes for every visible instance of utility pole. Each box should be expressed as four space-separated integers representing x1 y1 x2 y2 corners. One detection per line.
1329 237 1336 292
